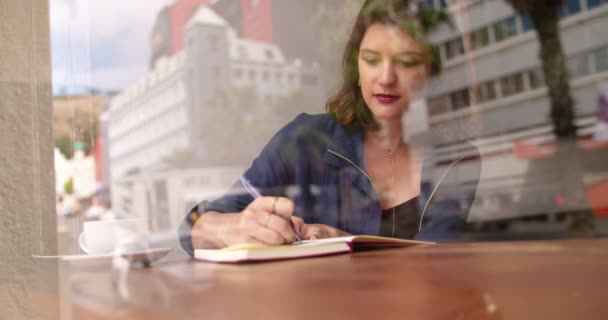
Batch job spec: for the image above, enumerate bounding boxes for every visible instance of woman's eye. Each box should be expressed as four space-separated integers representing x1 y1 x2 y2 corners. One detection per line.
362 57 379 65
397 60 422 68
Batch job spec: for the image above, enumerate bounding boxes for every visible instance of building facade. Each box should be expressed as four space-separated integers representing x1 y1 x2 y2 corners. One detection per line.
107 6 323 228
421 0 608 221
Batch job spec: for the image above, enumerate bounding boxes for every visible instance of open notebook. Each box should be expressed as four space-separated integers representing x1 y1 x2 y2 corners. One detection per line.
194 236 434 263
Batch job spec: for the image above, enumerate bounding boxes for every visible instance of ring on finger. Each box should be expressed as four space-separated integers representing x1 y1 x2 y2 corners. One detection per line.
271 197 279 214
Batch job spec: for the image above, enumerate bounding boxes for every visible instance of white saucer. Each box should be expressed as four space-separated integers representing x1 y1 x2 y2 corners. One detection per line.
33 247 173 265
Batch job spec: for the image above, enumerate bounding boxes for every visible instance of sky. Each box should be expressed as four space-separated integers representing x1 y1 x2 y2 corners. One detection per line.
50 0 172 95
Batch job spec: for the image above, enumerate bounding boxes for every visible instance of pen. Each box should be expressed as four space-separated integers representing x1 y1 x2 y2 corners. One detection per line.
239 176 302 241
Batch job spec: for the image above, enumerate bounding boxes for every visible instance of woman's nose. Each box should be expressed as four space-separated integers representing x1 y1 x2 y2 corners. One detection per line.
379 64 396 86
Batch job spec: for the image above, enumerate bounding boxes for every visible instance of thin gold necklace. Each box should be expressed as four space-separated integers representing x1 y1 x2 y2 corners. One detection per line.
387 144 398 238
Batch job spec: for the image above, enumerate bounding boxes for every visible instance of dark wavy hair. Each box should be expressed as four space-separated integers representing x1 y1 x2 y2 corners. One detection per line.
326 0 435 130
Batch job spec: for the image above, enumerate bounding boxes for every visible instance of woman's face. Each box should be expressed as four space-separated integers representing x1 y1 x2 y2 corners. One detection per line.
358 23 427 122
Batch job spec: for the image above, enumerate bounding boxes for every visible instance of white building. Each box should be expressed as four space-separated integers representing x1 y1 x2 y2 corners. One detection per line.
107 6 324 229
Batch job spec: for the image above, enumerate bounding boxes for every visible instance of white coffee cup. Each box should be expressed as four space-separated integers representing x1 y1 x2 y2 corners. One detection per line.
79 218 148 255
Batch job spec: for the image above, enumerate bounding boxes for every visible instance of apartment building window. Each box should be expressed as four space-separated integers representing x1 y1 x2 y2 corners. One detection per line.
445 37 464 60
521 14 534 32
249 69 256 81
500 73 524 97
474 81 497 103
450 88 471 111
238 46 248 60
265 49 274 61
593 46 608 72
428 95 450 116
470 27 490 50
262 70 270 81
213 65 221 80
301 73 318 86
420 0 435 9
233 68 242 80
208 35 219 51
528 68 544 89
587 0 608 9
275 71 282 82
439 0 447 9
567 53 589 79
558 0 581 17
493 16 517 42
288 72 295 84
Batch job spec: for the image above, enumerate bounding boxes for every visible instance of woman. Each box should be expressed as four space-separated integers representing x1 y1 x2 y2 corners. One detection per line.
179 0 481 255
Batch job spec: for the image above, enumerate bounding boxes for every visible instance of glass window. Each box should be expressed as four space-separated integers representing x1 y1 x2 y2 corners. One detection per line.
474 81 497 103
594 46 608 72
471 27 490 50
445 37 465 60
265 49 274 60
493 16 518 42
587 0 607 9
38 0 608 282
301 73 318 86
559 0 581 17
500 72 524 96
208 35 219 50
521 14 534 32
528 68 544 89
213 65 222 81
428 95 450 116
450 88 471 111
567 53 589 79
238 46 248 59
420 0 435 10
233 68 242 80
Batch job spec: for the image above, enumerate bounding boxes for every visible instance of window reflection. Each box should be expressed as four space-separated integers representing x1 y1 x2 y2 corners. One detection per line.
49 0 608 257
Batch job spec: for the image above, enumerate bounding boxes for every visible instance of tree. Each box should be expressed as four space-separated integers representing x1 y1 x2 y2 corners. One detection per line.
55 136 74 159
505 0 594 236
506 1 575 138
64 177 74 195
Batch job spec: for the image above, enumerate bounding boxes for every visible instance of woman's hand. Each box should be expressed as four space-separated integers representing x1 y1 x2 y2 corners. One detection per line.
290 216 351 240
192 197 299 249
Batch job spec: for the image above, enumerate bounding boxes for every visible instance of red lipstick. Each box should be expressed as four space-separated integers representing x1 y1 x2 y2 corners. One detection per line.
374 94 400 104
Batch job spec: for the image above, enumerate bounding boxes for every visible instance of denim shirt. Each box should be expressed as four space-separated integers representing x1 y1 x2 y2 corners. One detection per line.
179 113 481 256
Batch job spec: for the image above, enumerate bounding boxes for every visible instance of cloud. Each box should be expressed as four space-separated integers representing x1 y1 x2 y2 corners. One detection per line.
50 0 172 93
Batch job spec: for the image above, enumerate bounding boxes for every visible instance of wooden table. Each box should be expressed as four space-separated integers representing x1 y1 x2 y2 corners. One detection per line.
62 239 608 320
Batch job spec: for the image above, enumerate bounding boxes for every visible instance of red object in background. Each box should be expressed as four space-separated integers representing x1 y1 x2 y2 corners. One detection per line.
515 139 608 218
169 0 210 54
93 135 104 183
240 0 273 43
555 194 565 207
513 141 556 160
166 0 274 55
587 181 608 217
